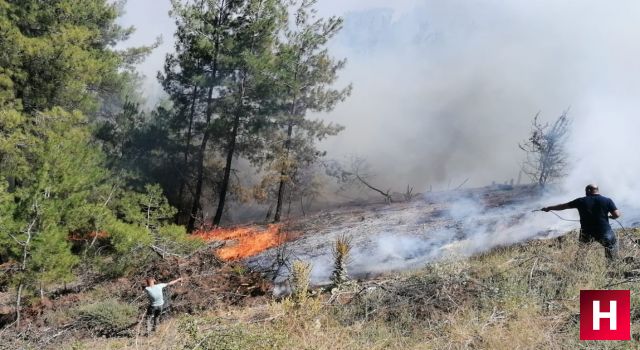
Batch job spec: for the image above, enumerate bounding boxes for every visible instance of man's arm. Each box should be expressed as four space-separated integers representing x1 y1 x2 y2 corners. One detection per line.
167 277 183 286
541 202 573 212
608 199 621 219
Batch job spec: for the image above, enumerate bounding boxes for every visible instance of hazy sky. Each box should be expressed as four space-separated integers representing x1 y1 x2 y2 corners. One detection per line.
117 0 420 99
119 1 640 206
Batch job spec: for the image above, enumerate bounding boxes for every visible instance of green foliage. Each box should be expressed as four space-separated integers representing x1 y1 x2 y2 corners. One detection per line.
100 220 152 276
0 108 108 290
157 223 203 255
0 0 136 115
161 0 351 225
161 0 291 227
116 184 177 229
101 184 199 276
76 299 138 336
0 0 191 308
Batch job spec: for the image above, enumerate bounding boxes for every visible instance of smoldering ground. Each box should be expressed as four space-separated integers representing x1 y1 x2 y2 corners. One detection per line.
248 186 584 285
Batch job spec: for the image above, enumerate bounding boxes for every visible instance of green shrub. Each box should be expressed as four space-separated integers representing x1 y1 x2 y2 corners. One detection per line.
76 299 138 336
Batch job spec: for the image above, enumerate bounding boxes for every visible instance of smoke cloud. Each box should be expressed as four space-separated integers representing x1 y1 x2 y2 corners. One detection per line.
120 0 640 206
318 0 640 201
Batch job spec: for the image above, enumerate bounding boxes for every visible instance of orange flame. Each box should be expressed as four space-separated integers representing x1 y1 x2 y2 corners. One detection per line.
193 224 298 261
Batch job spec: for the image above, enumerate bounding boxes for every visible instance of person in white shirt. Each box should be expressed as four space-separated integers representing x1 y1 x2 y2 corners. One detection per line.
144 277 182 332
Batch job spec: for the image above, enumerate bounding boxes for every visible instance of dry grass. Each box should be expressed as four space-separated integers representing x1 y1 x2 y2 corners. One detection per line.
18 228 640 349
291 260 312 303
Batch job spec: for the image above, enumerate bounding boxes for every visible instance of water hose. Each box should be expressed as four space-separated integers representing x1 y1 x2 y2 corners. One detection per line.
533 209 635 247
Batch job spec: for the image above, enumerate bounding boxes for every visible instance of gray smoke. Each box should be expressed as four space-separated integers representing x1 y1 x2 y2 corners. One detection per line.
256 188 579 285
318 1 640 198
121 0 640 203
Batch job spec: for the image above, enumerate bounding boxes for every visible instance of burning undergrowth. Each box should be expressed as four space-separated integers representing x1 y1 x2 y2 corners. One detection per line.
193 224 301 261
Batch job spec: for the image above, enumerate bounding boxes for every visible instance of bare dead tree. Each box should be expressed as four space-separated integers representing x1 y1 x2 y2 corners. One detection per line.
355 174 392 203
322 157 393 203
348 158 392 203
11 213 38 328
519 111 571 188
454 178 469 190
404 185 415 201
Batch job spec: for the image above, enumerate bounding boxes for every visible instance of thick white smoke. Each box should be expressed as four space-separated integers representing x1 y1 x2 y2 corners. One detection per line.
319 0 640 203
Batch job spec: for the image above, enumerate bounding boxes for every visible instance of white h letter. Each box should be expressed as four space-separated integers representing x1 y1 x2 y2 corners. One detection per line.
593 300 617 330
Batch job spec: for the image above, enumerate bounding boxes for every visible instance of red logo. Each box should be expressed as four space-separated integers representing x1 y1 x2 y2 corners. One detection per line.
580 290 630 341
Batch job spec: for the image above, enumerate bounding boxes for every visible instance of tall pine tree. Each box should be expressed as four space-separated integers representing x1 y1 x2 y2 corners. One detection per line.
270 0 351 222
164 0 245 231
211 0 286 226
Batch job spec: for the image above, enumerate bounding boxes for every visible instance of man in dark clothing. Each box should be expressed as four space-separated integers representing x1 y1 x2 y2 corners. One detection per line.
541 184 621 260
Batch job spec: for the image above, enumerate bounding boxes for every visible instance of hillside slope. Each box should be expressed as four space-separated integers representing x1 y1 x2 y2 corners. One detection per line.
3 186 639 349
34 227 640 349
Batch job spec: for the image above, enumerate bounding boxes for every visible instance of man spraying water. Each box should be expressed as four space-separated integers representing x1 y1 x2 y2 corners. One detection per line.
540 184 621 260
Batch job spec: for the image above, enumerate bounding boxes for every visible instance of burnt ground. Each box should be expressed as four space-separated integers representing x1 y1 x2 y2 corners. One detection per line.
246 184 578 286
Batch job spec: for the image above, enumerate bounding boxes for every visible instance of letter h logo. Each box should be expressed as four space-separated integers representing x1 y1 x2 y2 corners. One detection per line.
580 290 630 341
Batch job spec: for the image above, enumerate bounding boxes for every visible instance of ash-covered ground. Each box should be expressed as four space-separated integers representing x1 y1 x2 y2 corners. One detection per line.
247 185 599 285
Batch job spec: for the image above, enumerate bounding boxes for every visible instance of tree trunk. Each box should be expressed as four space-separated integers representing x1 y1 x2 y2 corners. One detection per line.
15 218 35 328
213 76 246 226
274 122 294 222
177 84 199 222
187 86 214 232
274 60 300 223
187 2 225 232
212 114 240 226
15 283 23 328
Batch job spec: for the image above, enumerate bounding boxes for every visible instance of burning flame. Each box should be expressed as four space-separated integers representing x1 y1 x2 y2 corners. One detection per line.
193 224 298 261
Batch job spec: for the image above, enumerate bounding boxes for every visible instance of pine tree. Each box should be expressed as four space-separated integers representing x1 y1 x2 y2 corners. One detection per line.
0 0 178 327
159 0 210 223
211 0 286 226
165 0 246 231
2 108 105 326
269 0 351 222
0 0 142 116
164 0 287 228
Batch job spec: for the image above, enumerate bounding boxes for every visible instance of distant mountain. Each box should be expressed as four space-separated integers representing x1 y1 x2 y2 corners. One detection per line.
337 8 438 54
